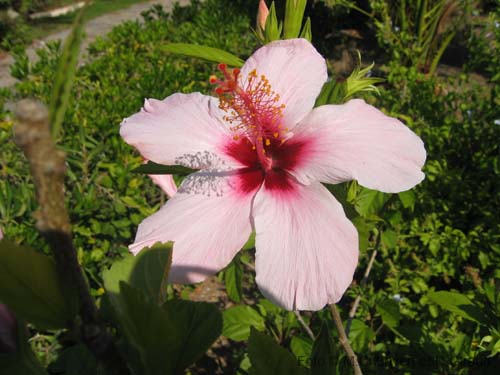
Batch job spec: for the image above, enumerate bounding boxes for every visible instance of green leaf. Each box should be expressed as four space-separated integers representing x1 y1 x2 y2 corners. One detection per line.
161 43 244 67
49 6 86 139
351 217 370 252
0 239 77 329
427 291 491 325
47 344 97 375
103 242 173 306
283 0 308 39
264 2 282 43
109 282 221 375
299 17 312 41
314 80 348 107
398 190 416 210
248 329 307 375
163 299 222 372
354 187 390 217
114 282 178 375
311 321 337 375
381 230 397 250
376 298 401 328
132 161 197 176
243 232 256 250
223 306 265 341
224 257 243 303
290 336 313 366
348 319 375 352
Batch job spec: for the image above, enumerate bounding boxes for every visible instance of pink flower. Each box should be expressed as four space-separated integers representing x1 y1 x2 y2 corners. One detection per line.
120 39 425 311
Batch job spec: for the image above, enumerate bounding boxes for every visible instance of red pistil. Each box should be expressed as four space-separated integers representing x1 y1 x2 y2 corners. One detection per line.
209 64 287 171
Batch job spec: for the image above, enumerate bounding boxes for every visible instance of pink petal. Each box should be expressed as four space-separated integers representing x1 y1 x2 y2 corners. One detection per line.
130 171 255 283
148 174 177 198
120 93 233 169
292 99 426 193
240 39 327 127
253 182 358 311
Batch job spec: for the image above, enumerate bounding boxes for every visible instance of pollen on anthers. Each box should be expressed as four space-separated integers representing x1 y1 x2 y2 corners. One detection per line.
209 63 287 154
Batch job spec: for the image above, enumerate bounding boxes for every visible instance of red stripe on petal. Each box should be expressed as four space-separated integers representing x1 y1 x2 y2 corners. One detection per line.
233 168 264 197
223 137 259 168
271 138 312 171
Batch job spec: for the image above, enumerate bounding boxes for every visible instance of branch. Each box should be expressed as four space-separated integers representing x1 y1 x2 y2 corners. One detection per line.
329 304 363 375
13 100 124 370
346 233 380 336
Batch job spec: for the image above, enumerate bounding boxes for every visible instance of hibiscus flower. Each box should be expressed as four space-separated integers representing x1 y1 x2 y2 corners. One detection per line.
120 39 425 311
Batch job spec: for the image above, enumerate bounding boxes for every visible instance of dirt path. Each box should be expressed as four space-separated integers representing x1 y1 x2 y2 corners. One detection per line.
0 0 189 87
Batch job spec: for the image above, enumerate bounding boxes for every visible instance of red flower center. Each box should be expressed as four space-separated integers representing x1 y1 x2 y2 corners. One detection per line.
211 64 310 197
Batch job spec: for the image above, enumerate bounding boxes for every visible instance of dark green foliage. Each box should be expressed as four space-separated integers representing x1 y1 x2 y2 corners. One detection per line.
0 239 78 330
310 322 337 375
248 328 308 375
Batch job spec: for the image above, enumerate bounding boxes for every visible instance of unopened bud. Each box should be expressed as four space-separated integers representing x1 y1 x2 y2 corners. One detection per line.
0 303 17 353
257 0 269 33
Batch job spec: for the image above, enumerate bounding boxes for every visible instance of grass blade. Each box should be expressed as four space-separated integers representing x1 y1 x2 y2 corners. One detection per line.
49 5 86 139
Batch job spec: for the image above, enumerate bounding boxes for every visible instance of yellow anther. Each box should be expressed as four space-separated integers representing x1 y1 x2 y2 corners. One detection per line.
273 132 279 138
265 138 271 146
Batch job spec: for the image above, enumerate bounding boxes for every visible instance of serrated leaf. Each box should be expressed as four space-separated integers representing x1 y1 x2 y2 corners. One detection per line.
49 6 86 139
162 43 244 67
223 306 265 341
0 239 77 329
103 242 173 306
224 257 243 303
354 187 390 217
427 291 491 326
311 321 337 375
248 329 307 375
132 161 197 176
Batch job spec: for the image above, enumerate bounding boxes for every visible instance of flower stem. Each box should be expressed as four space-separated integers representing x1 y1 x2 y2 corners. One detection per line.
346 233 380 336
329 304 363 375
294 311 315 341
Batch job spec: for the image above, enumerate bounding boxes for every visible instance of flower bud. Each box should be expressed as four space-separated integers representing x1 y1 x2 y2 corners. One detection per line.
0 303 17 353
257 0 269 34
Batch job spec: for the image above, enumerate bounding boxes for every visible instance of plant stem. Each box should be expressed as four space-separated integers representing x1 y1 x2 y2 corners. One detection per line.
329 304 363 375
294 311 315 341
13 100 125 372
346 247 378 335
